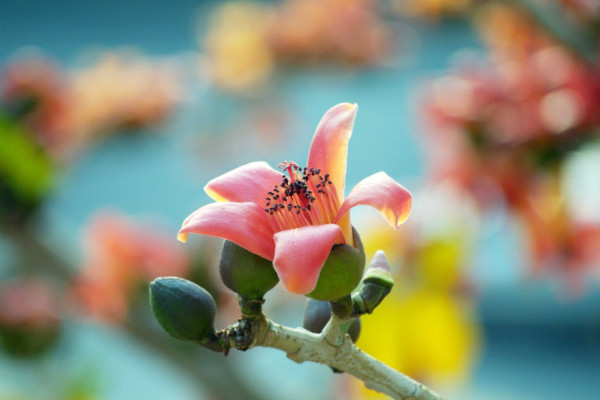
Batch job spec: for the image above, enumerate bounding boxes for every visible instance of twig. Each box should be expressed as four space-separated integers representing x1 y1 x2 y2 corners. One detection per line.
222 314 443 400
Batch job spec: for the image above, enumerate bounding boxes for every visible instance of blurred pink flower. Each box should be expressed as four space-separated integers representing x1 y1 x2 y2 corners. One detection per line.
0 56 74 158
0 279 62 357
419 3 600 283
74 211 189 323
0 280 60 329
178 103 412 294
1 51 182 160
68 52 181 136
202 0 392 93
267 0 391 65
392 0 473 20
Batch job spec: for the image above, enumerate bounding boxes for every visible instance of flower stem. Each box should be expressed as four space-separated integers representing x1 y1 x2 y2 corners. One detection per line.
254 318 443 400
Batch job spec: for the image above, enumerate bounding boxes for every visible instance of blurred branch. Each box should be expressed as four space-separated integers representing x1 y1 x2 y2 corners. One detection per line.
492 0 598 66
0 222 74 281
124 316 263 400
0 221 262 400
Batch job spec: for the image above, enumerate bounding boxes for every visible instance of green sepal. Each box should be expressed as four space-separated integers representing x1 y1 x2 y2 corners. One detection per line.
307 227 366 301
219 241 279 300
149 277 216 342
362 267 394 289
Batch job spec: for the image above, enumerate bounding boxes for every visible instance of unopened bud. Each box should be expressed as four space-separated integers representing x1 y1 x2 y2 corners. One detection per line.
363 250 393 288
353 251 393 314
150 277 216 343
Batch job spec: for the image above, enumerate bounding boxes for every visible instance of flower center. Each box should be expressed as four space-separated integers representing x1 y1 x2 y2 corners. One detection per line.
263 161 341 232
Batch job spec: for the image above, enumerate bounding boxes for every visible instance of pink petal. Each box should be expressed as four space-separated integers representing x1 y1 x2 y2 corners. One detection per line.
178 202 275 260
335 172 412 229
273 224 344 294
307 103 358 202
204 161 283 204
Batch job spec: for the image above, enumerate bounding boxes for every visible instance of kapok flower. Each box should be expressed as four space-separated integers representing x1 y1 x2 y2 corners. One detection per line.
178 103 412 294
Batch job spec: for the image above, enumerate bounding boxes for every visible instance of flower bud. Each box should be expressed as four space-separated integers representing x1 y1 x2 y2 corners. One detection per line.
150 277 216 343
302 298 361 343
353 251 393 314
219 240 279 300
307 227 365 301
363 250 393 289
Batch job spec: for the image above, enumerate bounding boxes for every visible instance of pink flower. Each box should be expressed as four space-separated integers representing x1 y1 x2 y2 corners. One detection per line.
179 103 412 294
74 211 190 323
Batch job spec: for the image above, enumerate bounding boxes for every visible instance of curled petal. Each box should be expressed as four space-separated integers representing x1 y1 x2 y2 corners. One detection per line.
307 103 358 201
273 224 344 294
204 161 283 204
335 172 412 229
178 202 275 260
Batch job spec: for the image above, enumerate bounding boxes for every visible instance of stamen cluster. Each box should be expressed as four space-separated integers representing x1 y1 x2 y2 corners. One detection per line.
263 161 341 231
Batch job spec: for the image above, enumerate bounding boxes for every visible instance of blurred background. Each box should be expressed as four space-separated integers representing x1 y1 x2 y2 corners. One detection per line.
1 0 600 399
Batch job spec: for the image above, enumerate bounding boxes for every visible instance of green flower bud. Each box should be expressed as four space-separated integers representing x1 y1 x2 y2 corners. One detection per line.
219 240 279 300
302 298 361 343
352 251 393 314
150 277 216 343
307 227 365 301
362 250 393 289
